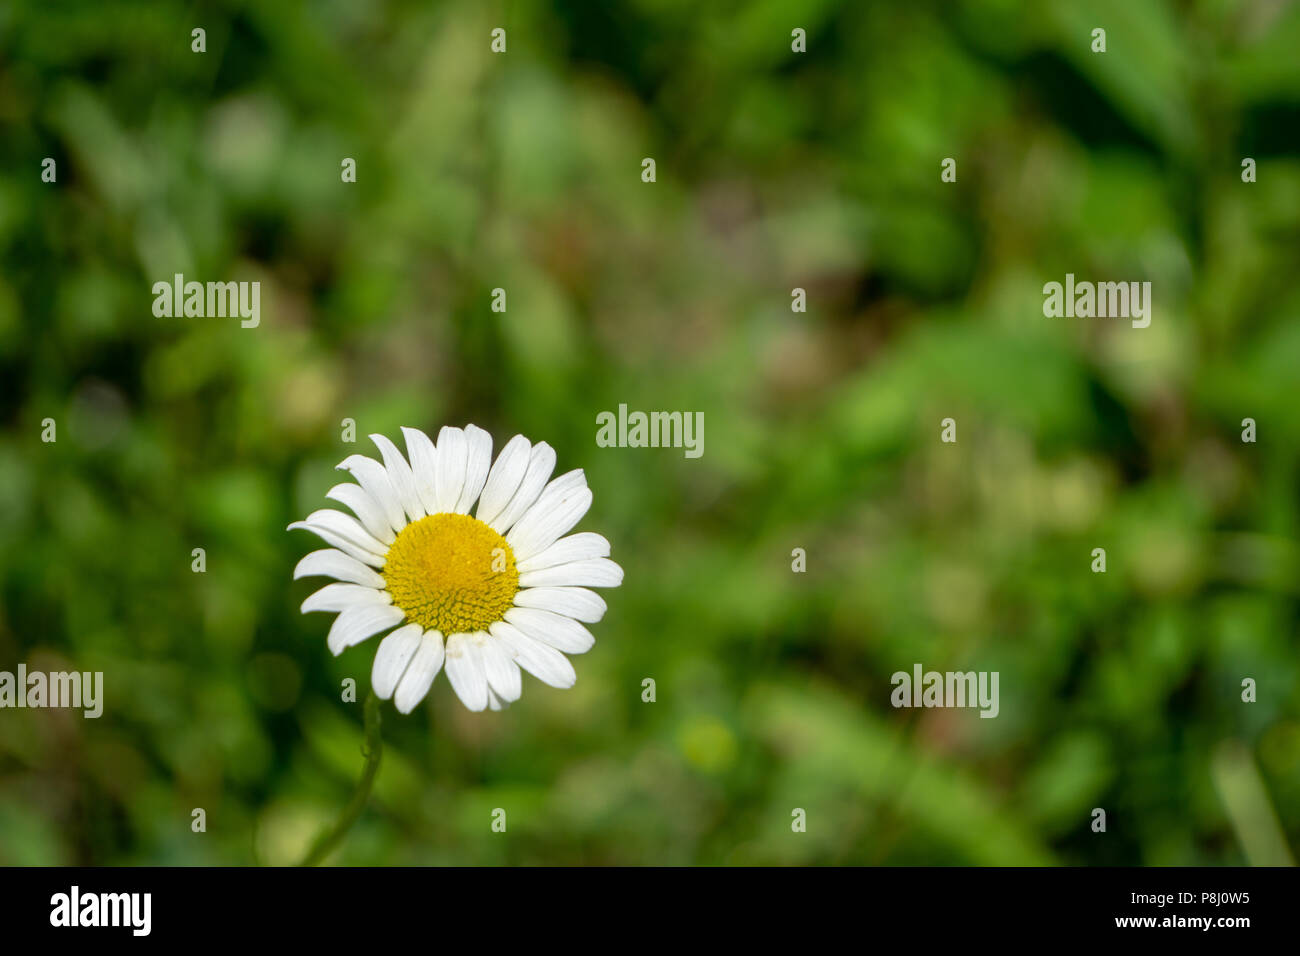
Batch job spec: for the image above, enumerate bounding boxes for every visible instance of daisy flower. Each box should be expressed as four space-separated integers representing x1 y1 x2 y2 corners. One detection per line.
289 425 622 713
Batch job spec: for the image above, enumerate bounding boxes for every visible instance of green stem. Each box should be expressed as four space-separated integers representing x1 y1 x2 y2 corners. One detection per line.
297 692 383 866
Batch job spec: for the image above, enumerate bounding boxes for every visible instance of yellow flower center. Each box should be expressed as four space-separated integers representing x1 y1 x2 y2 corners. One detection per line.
382 513 519 634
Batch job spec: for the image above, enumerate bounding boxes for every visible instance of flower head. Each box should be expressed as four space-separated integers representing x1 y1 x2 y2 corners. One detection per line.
290 425 622 713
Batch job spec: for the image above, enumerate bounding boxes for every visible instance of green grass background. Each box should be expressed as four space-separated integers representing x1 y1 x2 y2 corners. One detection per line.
1 0 1298 865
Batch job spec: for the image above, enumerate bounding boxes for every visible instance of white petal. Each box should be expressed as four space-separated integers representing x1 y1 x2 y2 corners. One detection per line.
518 557 623 589
476 434 531 527
433 427 468 514
394 630 446 714
477 630 522 702
444 632 488 711
513 586 607 623
536 468 587 500
486 688 506 711
288 531 379 568
371 433 425 522
293 549 386 588
326 483 396 545
504 606 595 654
402 426 441 515
491 621 577 689
371 624 423 700
296 508 388 554
488 442 556 533
516 532 610 573
455 425 494 514
301 583 391 614
288 511 387 567
507 473 592 561
326 604 405 655
337 455 407 535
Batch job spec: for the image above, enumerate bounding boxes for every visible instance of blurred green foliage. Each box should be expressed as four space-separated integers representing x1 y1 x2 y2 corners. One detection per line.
1 0 1298 865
